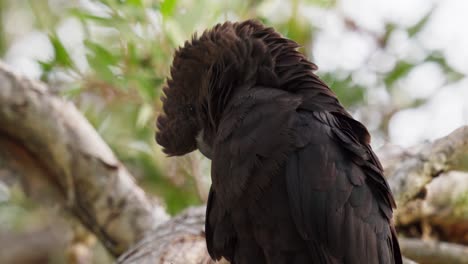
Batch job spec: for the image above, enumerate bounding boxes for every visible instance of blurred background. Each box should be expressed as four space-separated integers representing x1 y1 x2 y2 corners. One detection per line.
0 0 467 263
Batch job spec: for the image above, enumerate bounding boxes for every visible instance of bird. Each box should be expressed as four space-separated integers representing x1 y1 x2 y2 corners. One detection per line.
155 19 402 264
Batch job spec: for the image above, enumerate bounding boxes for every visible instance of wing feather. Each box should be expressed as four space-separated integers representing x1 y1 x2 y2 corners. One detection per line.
206 85 402 263
286 111 402 264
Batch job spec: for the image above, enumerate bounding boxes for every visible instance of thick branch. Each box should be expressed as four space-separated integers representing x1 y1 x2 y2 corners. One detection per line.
396 171 468 226
382 126 468 207
117 206 216 264
0 62 169 255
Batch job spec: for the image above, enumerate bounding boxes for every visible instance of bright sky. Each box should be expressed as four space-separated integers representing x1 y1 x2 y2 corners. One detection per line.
3 0 468 148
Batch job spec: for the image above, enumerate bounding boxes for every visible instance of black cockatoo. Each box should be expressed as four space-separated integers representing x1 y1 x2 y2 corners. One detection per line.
156 20 402 264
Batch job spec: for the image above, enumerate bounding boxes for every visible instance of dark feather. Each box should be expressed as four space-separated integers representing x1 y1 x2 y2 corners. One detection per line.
156 19 402 264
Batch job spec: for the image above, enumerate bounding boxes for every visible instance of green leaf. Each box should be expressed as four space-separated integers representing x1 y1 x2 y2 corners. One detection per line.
49 35 73 67
384 61 414 87
38 60 53 72
426 52 464 82
85 40 120 82
160 0 177 18
85 40 119 65
127 0 144 7
381 23 396 47
38 60 54 81
407 10 433 37
69 8 111 23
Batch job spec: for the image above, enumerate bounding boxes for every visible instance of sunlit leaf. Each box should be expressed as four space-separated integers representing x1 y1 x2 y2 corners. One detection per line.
160 0 177 18
126 0 144 7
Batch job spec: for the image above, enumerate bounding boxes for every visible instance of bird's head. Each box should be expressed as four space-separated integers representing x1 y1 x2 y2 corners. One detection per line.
156 20 283 158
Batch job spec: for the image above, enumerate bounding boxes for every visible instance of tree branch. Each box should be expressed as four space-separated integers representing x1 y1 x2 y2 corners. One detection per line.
395 171 468 226
0 62 169 256
117 206 215 264
382 126 468 207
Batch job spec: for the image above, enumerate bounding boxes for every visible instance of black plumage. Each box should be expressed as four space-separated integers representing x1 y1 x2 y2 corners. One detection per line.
156 20 402 264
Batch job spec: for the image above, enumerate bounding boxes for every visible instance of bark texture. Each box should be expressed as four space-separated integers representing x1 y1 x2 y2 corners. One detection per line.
117 206 215 264
382 126 468 207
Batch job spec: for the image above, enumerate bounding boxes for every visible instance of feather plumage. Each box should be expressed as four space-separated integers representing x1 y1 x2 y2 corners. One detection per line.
156 19 402 264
